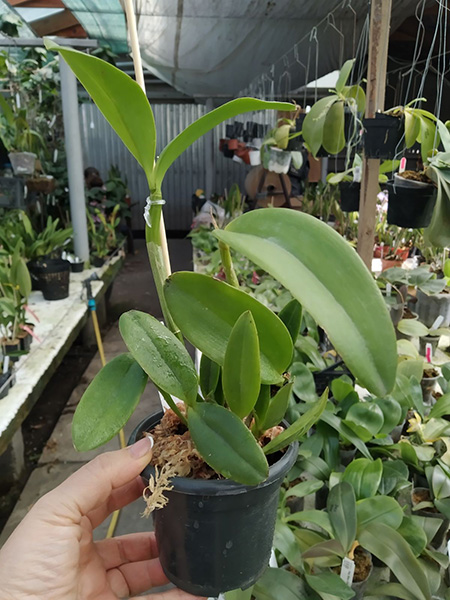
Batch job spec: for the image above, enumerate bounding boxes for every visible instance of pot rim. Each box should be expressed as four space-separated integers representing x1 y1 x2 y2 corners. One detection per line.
129 411 298 496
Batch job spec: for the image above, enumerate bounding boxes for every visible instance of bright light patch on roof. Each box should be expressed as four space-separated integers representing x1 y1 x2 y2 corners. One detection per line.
15 7 64 24
306 70 340 89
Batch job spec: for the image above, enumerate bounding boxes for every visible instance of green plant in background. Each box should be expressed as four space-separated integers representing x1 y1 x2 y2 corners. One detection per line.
301 59 366 157
327 155 400 185
0 101 45 154
87 204 122 260
47 40 397 486
0 244 32 344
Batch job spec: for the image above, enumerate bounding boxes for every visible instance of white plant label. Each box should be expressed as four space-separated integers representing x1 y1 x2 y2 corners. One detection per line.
431 315 444 330
340 557 355 585
386 283 392 297
3 355 9 374
447 540 450 557
353 166 361 183
426 343 433 363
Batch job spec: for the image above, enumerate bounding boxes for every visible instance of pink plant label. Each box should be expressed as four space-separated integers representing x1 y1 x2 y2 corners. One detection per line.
399 157 407 173
426 343 432 363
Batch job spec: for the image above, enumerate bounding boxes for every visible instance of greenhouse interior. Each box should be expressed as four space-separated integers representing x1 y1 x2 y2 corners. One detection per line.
1 1 450 599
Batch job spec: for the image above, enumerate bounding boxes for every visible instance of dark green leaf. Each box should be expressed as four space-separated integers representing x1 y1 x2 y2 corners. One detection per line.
199 354 220 399
273 521 304 571
188 403 268 484
72 354 147 451
253 567 311 600
379 460 409 495
374 396 403 434
305 573 354 600
327 482 356 553
396 516 428 557
345 402 384 438
278 299 302 343
262 381 293 430
119 310 198 406
319 411 372 459
356 496 404 532
286 479 324 499
342 458 383 500
164 272 292 384
291 363 317 401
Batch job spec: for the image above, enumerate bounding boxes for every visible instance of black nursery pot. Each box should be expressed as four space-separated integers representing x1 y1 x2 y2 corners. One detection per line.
129 412 298 597
27 259 43 291
39 259 71 301
386 180 437 228
91 255 105 268
363 113 403 159
339 181 360 212
71 261 84 273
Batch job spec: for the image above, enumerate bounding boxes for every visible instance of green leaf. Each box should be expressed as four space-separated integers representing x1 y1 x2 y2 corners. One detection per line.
152 98 296 189
370 583 425 600
302 95 339 156
164 272 292 384
278 299 302 343
327 482 357 554
254 384 270 425
305 573 354 600
331 377 354 402
11 255 31 298
72 354 147 451
379 460 409 495
424 166 450 247
274 521 304 571
342 85 366 113
119 310 198 406
345 403 384 439
199 354 220 399
359 523 430 600
429 393 450 419
374 396 402 434
302 539 345 561
223 311 261 418
225 587 254 600
405 111 421 148
216 209 397 397
286 509 333 535
335 59 355 94
322 100 346 155
356 496 404 532
264 389 328 454
396 516 428 557
253 567 308 600
45 40 156 181
397 319 429 337
319 411 372 459
397 359 424 381
286 479 324 499
342 458 383 500
262 381 293 430
291 363 317 401
188 403 268 484
434 497 450 519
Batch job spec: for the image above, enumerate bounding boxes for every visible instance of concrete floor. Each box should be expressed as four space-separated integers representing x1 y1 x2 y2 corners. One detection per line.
0 238 192 548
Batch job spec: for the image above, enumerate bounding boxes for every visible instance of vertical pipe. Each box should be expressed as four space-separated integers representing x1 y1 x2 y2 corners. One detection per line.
59 57 89 262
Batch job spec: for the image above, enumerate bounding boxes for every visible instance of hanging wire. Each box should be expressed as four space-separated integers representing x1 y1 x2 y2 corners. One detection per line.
325 14 345 68
403 0 427 103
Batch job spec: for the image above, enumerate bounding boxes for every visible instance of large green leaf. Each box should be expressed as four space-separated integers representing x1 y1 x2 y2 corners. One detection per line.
356 496 404 532
278 299 302 343
253 567 309 600
164 272 293 384
359 523 430 600
286 509 333 536
302 95 339 156
305 573 354 600
322 100 345 155
374 396 402 434
223 311 261 418
397 319 429 337
45 40 156 180
344 402 384 440
215 209 397 396
274 521 304 572
319 411 371 459
119 310 198 406
327 482 357 554
379 459 409 495
335 59 355 94
72 354 147 451
291 363 317 402
263 389 328 454
341 458 382 500
188 403 268 484
261 381 293 430
152 98 295 189
199 354 221 399
396 516 428 557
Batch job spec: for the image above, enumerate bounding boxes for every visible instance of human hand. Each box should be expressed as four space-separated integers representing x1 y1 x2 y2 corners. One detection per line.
0 437 202 600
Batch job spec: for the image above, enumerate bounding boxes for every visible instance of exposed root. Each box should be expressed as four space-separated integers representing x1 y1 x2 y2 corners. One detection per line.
142 463 177 518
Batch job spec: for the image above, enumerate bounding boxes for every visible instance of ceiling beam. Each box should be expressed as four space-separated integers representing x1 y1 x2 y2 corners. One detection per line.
9 0 65 7
30 8 83 37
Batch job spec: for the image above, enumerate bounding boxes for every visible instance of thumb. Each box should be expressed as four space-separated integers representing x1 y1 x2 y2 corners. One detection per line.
44 436 153 517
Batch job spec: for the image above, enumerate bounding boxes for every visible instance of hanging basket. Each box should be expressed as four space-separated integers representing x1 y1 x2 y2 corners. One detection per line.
386 176 436 228
339 181 360 212
263 147 291 174
8 152 36 176
363 114 403 159
26 175 56 194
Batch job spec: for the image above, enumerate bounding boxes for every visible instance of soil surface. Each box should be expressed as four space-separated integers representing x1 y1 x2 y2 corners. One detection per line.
423 368 439 379
398 170 434 184
402 307 417 319
412 487 438 512
353 546 372 582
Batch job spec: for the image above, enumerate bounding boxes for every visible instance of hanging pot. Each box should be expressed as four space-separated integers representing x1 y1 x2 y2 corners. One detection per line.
38 258 70 301
249 150 261 166
8 151 36 176
263 147 291 174
339 181 360 212
129 412 298 597
26 175 56 194
363 113 403 159
386 177 436 228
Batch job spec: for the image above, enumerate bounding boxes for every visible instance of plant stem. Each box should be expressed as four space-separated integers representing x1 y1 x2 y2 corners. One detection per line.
219 240 239 288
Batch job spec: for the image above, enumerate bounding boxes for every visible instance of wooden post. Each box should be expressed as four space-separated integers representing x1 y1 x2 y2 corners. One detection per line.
357 0 392 268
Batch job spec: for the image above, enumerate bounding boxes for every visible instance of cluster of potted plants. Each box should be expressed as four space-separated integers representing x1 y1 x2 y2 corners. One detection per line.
219 121 268 165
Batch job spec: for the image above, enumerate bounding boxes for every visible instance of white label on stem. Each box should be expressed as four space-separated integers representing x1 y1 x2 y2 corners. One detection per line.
426 343 433 363
340 557 355 586
431 315 444 330
353 166 361 183
386 283 392 297
53 148 58 163
3 355 9 373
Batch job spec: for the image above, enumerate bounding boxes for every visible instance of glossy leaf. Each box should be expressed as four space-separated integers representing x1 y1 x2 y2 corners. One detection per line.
341 458 382 500
331 377 354 402
335 59 355 93
164 272 292 384
254 384 270 425
356 496 403 532
253 567 308 600
216 209 397 397
379 460 409 495
45 40 156 180
374 396 402 434
319 410 372 459
263 389 328 454
302 95 339 156
397 516 428 557
199 353 220 399
291 363 317 402
188 403 268 484
72 354 147 451
305 573 354 600
278 299 302 343
405 111 421 148
322 100 345 155
429 393 450 419
274 521 304 572
223 311 260 418
302 539 345 560
327 482 357 554
119 310 198 406
425 166 450 248
286 479 324 499
397 319 429 337
152 98 296 189
286 509 333 536
261 381 293 430
345 402 384 438
359 523 430 600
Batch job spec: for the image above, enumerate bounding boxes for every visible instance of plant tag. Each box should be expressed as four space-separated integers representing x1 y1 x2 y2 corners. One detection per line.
431 315 444 330
340 557 355 585
53 148 58 163
426 343 432 363
3 355 9 374
447 539 450 557
386 283 392 297
399 157 407 173
15 92 20 109
49 114 56 128
353 166 361 183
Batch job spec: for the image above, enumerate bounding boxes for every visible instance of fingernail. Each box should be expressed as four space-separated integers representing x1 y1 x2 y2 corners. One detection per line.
129 436 153 459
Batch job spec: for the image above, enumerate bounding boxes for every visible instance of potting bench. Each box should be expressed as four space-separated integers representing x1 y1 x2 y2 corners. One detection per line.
0 251 125 491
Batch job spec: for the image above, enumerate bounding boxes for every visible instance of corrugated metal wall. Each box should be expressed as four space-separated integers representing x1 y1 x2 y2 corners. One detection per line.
79 102 248 231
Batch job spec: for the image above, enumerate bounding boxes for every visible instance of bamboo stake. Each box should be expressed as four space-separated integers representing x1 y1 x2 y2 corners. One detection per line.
123 0 172 277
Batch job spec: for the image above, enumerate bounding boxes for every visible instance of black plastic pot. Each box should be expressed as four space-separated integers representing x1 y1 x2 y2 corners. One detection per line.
19 331 32 352
313 360 355 396
91 255 105 268
129 412 298 596
39 259 70 301
386 179 437 228
339 181 360 212
27 259 43 291
70 261 84 273
363 113 403 159
0 368 12 399
2 340 21 362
